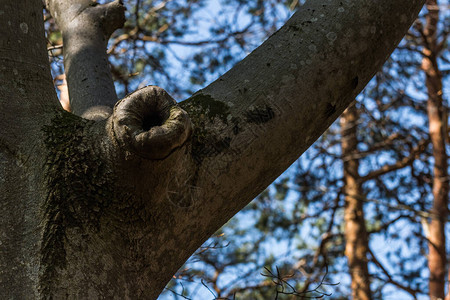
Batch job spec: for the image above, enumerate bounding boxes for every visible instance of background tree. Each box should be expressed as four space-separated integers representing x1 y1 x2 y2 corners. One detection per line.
419 1 449 298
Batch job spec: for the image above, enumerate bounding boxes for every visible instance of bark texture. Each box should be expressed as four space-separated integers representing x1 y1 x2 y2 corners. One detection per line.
341 104 372 300
0 0 424 299
0 0 61 298
421 1 449 299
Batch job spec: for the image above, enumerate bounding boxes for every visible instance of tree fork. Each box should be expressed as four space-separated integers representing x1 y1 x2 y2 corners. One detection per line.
0 0 425 298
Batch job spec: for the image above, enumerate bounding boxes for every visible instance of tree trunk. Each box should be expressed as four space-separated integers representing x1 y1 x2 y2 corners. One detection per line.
421 1 449 299
341 104 372 300
0 0 424 298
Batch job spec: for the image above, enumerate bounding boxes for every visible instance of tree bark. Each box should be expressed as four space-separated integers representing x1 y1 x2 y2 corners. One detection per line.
0 0 424 298
341 104 372 300
0 1 61 298
421 1 449 299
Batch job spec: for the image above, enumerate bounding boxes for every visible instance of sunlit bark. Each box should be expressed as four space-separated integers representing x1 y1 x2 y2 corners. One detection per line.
421 1 449 299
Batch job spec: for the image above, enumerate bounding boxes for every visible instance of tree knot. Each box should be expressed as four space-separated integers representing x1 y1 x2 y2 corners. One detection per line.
111 86 192 159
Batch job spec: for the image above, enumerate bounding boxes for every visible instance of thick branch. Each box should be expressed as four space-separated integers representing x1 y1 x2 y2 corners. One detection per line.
174 0 425 260
46 0 125 119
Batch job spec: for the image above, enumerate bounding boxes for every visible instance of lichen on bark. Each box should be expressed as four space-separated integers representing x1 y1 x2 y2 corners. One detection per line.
180 93 233 163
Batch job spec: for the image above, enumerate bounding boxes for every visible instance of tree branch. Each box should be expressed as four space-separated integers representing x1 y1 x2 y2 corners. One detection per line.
359 138 429 182
0 2 62 297
171 0 425 263
46 0 125 120
369 248 421 298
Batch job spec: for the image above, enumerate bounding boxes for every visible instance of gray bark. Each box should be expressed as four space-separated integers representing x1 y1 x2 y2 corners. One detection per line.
0 1 60 298
0 0 424 299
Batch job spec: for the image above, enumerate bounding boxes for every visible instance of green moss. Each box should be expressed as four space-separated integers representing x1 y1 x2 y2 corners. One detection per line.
182 93 230 123
180 93 232 164
39 111 113 298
